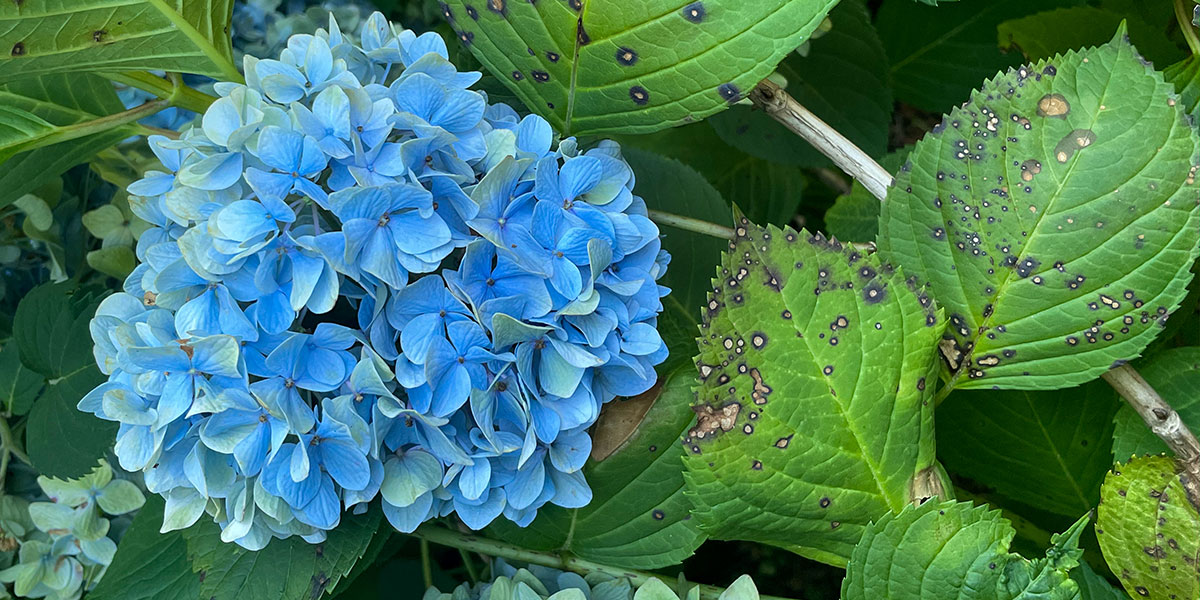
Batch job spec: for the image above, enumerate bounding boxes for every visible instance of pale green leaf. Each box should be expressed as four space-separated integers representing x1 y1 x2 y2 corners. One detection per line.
0 74 132 209
12 194 52 231
842 500 1087 600
717 575 758 600
632 579 678 600
1112 348 1200 461
87 246 137 279
0 342 43 416
184 508 381 600
682 214 945 566
937 380 1119 517
81 205 127 240
88 496 200 600
443 0 837 135
877 29 1200 390
488 364 705 569
1096 455 1200 600
0 0 238 81
709 0 891 167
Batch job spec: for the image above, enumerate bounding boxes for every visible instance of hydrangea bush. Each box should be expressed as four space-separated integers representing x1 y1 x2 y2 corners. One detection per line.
80 12 668 549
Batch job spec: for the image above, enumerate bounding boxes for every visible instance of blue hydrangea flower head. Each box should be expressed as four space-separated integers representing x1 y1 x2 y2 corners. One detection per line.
85 11 670 550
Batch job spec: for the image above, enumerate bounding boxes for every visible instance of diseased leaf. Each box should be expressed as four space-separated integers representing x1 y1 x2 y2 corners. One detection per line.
877 29 1200 390
88 496 200 600
0 74 135 208
842 499 1088 600
1112 348 1200 461
709 0 891 167
443 0 838 135
0 0 238 81
0 342 44 416
937 380 1119 518
998 6 1185 67
1096 455 1200 600
184 507 381 600
877 0 1068 112
682 214 945 566
488 365 705 569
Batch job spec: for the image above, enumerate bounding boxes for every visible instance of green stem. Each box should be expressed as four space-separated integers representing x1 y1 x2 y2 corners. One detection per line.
1176 0 1200 55
24 100 171 153
0 417 30 466
420 539 434 589
103 71 218 114
648 210 734 239
457 548 479 584
412 527 797 600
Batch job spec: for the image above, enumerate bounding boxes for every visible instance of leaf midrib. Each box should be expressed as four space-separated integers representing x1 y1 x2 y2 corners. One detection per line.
949 49 1117 389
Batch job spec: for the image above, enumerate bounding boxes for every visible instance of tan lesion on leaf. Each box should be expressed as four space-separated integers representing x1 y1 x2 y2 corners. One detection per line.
689 402 741 440
590 379 662 462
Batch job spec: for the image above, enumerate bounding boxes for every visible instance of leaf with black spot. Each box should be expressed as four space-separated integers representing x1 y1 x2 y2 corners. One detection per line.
0 0 238 81
443 0 838 135
682 212 945 566
843 499 1090 599
877 26 1200 391
1096 455 1200 600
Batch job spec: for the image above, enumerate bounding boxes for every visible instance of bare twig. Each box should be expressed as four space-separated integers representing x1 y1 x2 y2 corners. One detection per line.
748 79 892 201
1103 364 1200 509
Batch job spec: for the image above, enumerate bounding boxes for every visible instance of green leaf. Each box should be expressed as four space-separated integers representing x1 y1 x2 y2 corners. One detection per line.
185 508 381 600
1165 55 1200 119
87 246 137 279
709 0 891 167
823 149 910 243
12 282 102 378
443 0 838 135
618 123 804 227
88 496 201 600
877 0 1068 112
998 7 1186 67
1096 455 1200 600
1112 348 1200 461
0 105 54 163
0 74 132 209
0 343 43 416
937 380 1119 518
1070 562 1127 600
0 0 239 81
621 148 731 363
488 365 705 569
682 214 945 566
25 365 114 478
876 29 1200 391
842 499 1087 599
